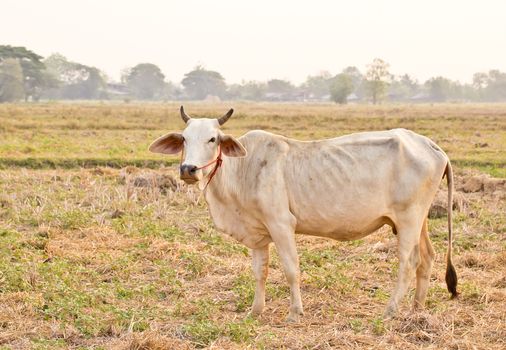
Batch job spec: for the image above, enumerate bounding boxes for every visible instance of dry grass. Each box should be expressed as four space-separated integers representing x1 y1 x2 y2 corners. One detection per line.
0 165 504 349
0 102 505 176
0 102 505 349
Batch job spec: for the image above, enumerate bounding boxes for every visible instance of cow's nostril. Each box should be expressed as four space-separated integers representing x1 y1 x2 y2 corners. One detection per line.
180 165 198 176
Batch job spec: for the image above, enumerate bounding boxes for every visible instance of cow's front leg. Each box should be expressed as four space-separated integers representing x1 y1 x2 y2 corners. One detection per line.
267 221 303 322
251 244 270 316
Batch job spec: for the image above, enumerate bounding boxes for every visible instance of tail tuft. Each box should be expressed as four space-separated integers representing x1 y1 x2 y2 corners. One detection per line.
445 261 459 299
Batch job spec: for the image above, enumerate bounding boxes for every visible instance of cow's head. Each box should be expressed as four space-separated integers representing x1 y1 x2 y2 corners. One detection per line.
149 106 246 185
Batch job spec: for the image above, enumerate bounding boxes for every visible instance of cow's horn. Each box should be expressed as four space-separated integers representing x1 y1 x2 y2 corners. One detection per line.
180 105 191 123
218 108 234 126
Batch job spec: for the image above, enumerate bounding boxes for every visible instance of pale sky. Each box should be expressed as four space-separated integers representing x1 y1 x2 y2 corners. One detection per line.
2 0 506 84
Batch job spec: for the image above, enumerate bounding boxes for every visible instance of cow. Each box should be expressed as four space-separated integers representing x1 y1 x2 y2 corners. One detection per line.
149 106 458 322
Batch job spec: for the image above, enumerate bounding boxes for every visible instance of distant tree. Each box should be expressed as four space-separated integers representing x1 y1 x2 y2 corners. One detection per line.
0 45 51 101
267 79 294 93
265 79 296 100
242 81 267 100
122 63 165 100
44 53 77 84
472 72 488 101
483 70 506 101
424 76 475 102
225 83 242 100
76 67 107 99
472 72 488 90
302 71 332 99
181 66 227 100
342 66 363 89
329 73 353 104
0 58 25 102
227 81 266 100
460 83 479 101
364 58 390 104
159 81 182 101
425 76 453 101
389 74 419 100
44 53 107 99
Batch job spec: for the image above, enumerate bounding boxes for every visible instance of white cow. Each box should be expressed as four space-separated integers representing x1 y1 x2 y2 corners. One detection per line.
149 107 458 322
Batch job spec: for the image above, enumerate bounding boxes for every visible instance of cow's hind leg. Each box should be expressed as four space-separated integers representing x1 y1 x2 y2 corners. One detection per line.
384 214 424 318
251 244 270 316
414 217 435 310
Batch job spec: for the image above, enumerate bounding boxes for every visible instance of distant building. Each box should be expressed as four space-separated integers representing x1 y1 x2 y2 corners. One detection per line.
346 93 359 102
106 83 130 99
410 92 430 102
204 94 221 102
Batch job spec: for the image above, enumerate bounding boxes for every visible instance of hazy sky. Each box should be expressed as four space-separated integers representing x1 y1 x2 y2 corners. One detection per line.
2 0 506 84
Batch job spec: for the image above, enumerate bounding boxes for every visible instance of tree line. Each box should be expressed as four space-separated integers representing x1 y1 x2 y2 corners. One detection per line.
1 45 506 103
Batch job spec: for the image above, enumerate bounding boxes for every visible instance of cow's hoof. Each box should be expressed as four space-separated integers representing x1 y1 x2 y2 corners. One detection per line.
250 301 265 317
286 308 304 323
250 307 264 318
383 306 396 320
412 300 425 311
286 314 300 323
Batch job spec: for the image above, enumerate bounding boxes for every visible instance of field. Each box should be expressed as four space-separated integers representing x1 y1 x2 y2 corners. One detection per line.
0 102 505 349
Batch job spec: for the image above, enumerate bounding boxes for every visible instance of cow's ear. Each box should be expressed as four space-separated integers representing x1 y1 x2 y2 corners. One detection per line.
220 134 247 157
149 133 184 154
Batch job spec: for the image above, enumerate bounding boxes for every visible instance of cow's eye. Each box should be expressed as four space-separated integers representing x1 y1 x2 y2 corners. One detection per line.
208 137 216 143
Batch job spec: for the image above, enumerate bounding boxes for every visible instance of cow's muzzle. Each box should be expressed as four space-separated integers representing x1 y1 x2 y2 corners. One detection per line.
180 164 201 184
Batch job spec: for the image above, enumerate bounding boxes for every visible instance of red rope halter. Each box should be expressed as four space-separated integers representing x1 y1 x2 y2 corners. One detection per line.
180 146 223 190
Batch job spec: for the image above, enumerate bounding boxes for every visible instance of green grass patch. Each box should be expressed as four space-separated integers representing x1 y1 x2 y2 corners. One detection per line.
232 272 255 312
0 157 177 169
226 316 258 343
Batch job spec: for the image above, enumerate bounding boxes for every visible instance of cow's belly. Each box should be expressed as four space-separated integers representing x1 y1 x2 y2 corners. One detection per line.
291 194 392 241
295 215 391 241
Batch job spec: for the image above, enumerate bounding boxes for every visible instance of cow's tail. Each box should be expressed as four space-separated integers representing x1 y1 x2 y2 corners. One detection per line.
444 160 459 299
